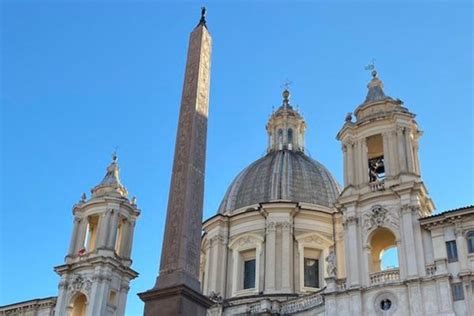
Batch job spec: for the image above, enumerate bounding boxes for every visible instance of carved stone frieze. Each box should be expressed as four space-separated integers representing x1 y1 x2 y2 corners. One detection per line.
363 205 399 231
234 235 259 248
68 274 92 295
302 235 324 245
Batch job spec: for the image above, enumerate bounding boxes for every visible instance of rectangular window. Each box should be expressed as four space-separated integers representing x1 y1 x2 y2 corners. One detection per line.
367 134 385 182
304 258 319 288
243 259 256 289
467 232 474 253
452 283 464 301
446 240 458 263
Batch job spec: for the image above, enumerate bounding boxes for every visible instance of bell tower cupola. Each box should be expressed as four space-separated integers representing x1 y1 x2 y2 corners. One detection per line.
54 154 140 316
337 70 430 193
266 89 306 152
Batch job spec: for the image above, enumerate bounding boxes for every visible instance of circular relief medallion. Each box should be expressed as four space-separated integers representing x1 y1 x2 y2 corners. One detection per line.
374 292 397 315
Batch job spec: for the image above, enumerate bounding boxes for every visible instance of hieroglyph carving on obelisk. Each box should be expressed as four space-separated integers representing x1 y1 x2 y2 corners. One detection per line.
155 21 212 292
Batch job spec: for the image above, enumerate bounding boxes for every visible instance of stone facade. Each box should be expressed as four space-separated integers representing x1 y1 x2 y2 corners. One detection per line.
200 71 474 315
0 297 56 316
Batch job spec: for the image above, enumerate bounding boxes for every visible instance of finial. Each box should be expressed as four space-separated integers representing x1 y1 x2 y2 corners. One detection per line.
80 192 87 203
198 6 207 27
281 79 292 107
112 147 118 163
364 58 377 78
131 196 137 205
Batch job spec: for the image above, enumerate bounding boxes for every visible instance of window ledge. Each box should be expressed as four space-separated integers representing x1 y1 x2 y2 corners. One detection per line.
300 286 321 293
234 288 258 297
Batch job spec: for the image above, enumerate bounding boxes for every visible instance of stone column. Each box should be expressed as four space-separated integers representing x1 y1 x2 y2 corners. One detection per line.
361 139 368 183
122 221 136 260
455 224 468 272
96 210 111 249
347 141 355 186
397 127 407 173
382 132 391 178
116 282 130 316
209 237 221 293
388 130 399 176
74 218 87 252
413 137 421 175
344 214 360 287
87 273 109 316
355 140 363 185
401 205 418 277
281 221 292 292
407 281 423 315
67 217 80 256
54 279 70 314
265 221 276 293
139 12 213 315
396 239 406 279
119 220 131 257
363 245 371 286
404 128 415 173
436 277 454 313
107 209 120 250
203 242 211 295
342 143 349 186
214 236 228 296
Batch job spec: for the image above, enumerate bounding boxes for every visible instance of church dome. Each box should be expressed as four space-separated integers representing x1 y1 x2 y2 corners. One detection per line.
218 149 340 214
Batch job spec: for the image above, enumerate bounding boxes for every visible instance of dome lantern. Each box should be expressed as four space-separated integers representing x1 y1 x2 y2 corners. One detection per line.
266 89 306 152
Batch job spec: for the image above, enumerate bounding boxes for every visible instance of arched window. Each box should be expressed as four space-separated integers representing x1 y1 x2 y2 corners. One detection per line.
288 128 294 144
467 231 474 253
369 228 399 272
71 293 87 316
278 129 283 143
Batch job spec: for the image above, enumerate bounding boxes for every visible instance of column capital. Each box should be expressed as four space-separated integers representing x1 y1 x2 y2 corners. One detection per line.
343 215 359 226
280 220 292 231
266 221 277 233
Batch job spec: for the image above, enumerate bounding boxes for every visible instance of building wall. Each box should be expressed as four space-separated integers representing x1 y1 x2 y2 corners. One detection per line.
0 297 56 316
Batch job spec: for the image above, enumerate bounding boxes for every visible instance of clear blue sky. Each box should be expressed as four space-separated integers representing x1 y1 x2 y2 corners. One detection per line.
1 1 472 315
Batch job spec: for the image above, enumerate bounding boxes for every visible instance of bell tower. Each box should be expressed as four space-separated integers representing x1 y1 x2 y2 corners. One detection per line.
54 154 140 316
334 69 435 313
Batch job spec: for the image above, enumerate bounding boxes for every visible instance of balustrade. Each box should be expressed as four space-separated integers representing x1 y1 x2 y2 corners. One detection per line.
370 269 400 285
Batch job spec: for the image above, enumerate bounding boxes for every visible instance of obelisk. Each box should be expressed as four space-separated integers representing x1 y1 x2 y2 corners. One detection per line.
139 8 213 316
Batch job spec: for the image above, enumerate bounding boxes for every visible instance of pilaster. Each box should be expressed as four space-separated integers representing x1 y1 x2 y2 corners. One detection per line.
401 204 418 277
67 217 80 257
397 126 407 173
455 223 468 272
96 210 111 249
344 213 361 288
382 132 391 178
281 220 292 292
265 221 277 292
